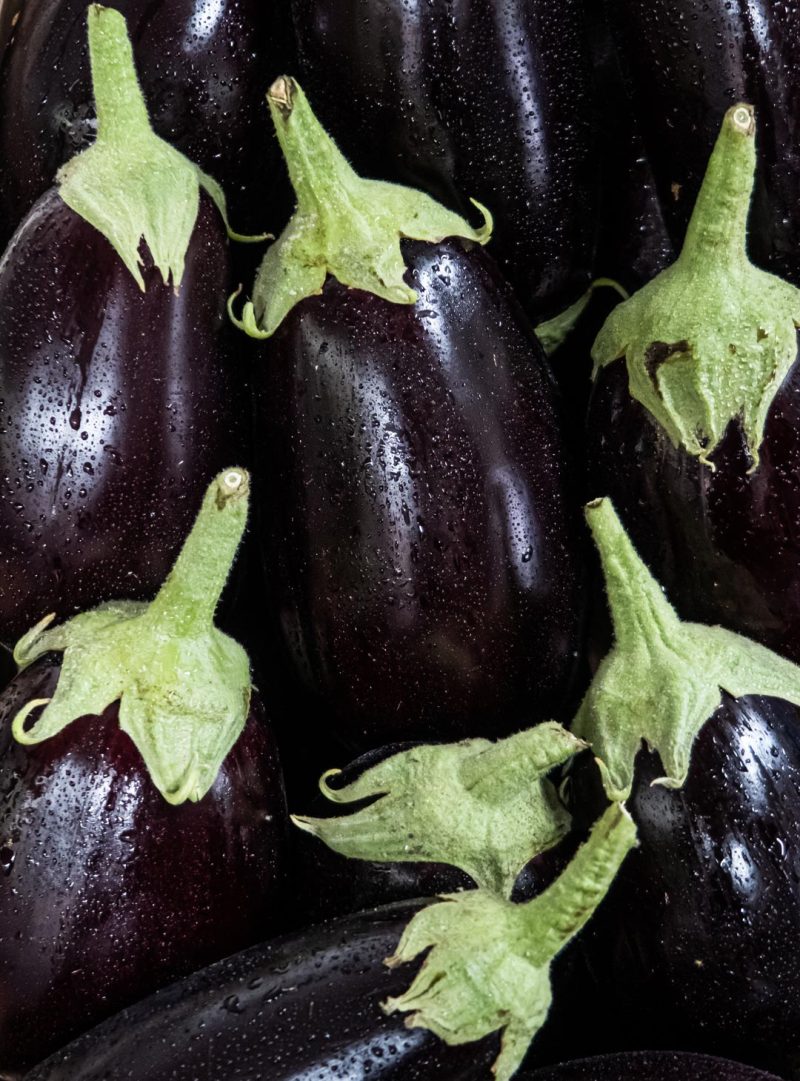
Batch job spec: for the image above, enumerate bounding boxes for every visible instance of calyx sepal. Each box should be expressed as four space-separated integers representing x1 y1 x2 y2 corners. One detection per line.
592 104 800 468
292 723 585 898
231 76 492 339
58 5 262 292
573 497 800 801
12 469 252 805
384 804 637 1081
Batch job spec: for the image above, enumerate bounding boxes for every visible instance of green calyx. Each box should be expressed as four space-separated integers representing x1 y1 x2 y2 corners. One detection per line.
535 278 629 356
292 723 585 898
593 104 800 469
384 803 637 1081
58 5 259 291
573 498 800 801
12 469 252 805
231 76 492 339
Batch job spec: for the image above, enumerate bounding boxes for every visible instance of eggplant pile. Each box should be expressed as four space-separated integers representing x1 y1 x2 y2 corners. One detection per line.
4 3 800 1081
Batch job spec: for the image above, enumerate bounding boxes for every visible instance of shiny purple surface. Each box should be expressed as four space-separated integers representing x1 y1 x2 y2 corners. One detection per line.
0 189 246 646
256 240 586 751
0 659 289 1076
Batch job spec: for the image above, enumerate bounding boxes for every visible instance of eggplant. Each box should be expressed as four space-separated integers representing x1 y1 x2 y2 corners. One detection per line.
588 104 800 660
0 0 294 242
0 6 247 647
568 499 800 1078
290 0 596 319
237 78 586 753
606 0 800 285
520 1051 783 1081
22 901 497 1081
0 469 289 1075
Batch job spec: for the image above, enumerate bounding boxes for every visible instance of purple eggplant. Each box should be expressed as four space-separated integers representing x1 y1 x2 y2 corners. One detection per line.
606 0 800 286
0 6 248 647
290 0 596 319
0 469 289 1076
588 104 800 659
236 78 586 753
520 1051 783 1081
22 901 497 1081
568 498 800 1078
0 0 294 241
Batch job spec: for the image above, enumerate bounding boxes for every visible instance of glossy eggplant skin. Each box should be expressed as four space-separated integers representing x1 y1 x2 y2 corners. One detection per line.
0 657 288 1077
607 0 800 284
290 0 596 319
0 188 246 647
520 1051 782 1081
587 348 800 660
256 239 586 751
0 0 294 241
23 901 497 1081
571 694 800 1078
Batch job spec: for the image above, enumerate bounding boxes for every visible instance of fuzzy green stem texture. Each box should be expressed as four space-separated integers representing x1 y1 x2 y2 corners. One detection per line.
573 498 800 801
11 469 252 805
231 76 492 339
57 6 255 292
592 104 800 469
383 804 637 1081
292 723 585 898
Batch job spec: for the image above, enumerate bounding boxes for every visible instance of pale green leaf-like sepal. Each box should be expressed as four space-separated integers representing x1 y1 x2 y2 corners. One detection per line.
12 470 252 805
292 723 584 898
384 804 637 1081
239 77 492 339
592 104 800 468
58 7 255 292
573 498 800 801
536 278 629 356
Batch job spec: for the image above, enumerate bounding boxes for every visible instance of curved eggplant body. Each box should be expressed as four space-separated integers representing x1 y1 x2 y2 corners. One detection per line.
574 694 800 1078
0 0 294 240
0 659 288 1076
588 352 800 661
24 901 496 1081
290 0 596 318
256 240 585 750
0 189 245 646
521 1051 782 1081
608 0 800 284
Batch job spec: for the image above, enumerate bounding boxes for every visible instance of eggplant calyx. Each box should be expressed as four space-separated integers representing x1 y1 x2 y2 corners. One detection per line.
11 469 252 806
234 76 492 339
592 104 800 470
384 804 637 1081
573 498 800 801
536 278 629 356
292 723 584 898
57 6 260 293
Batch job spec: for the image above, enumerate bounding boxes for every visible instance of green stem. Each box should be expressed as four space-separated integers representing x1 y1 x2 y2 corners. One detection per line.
147 469 249 636
87 4 150 143
676 104 755 275
584 498 679 653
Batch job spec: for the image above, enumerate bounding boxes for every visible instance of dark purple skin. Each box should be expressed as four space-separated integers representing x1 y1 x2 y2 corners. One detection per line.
569 694 800 1078
290 0 596 320
0 0 295 242
255 239 586 753
22 901 498 1081
606 0 800 284
0 656 289 1078
520 1051 782 1081
588 347 800 661
0 187 248 648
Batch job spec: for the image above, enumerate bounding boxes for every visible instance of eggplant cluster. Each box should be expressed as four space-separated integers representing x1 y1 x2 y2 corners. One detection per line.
3 3 800 1081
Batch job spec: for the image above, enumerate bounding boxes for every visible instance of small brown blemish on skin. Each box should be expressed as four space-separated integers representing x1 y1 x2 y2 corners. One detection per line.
671 182 682 201
757 327 768 341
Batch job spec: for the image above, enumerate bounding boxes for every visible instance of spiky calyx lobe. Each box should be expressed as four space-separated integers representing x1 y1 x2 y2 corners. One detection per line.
57 5 255 291
12 470 252 805
384 804 637 1081
231 76 492 339
292 723 586 898
573 498 800 801
592 104 800 468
